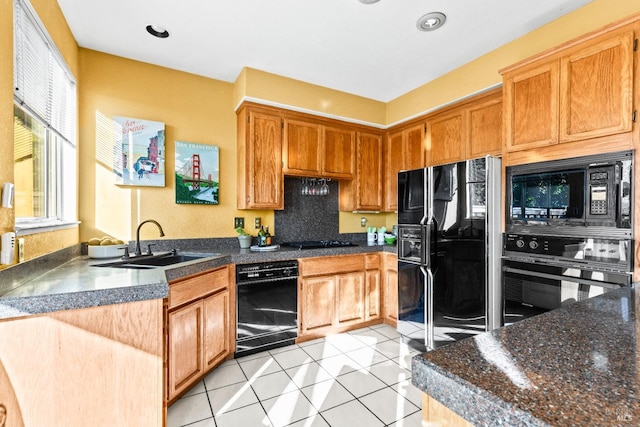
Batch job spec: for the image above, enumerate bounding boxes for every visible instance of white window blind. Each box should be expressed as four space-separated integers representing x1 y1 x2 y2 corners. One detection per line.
13 0 77 146
13 0 78 230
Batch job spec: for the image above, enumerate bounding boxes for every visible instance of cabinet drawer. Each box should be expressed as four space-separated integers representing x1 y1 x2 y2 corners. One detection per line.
364 254 380 270
300 254 364 277
169 267 229 310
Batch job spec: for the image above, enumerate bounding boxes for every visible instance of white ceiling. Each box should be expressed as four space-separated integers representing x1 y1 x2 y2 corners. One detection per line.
56 0 592 102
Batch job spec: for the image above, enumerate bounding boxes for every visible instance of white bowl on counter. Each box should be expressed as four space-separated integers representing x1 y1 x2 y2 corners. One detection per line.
88 244 128 259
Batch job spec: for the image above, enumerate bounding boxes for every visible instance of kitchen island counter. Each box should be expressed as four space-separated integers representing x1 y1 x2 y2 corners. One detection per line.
412 286 638 426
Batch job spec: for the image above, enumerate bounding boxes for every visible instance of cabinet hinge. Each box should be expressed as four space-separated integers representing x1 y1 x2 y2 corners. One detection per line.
633 110 638 123
281 119 284 129
634 39 638 52
247 115 250 124
424 124 427 133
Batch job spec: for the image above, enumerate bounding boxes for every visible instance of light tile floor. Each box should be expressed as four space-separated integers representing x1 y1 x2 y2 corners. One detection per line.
167 324 424 427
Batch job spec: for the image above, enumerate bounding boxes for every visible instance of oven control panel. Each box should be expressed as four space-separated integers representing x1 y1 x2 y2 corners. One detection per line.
504 234 552 255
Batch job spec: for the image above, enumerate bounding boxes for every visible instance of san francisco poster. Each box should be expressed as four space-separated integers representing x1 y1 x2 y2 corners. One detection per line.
175 141 219 205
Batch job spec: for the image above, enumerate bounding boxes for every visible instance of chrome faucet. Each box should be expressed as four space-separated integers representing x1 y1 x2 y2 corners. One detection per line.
134 219 165 256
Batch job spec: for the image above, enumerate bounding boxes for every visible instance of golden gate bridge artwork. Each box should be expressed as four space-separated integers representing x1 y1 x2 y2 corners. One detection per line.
175 141 219 205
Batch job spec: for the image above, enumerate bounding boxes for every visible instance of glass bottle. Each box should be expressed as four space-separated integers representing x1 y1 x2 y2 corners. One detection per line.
265 226 272 246
258 226 266 247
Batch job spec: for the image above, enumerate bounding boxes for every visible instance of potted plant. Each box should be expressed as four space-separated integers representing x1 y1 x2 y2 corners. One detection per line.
235 227 252 249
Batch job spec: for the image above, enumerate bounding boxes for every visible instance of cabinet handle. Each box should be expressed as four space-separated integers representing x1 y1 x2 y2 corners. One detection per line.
0 403 7 427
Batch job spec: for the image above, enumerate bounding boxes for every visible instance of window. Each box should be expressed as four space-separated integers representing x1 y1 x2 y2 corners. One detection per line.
13 0 77 233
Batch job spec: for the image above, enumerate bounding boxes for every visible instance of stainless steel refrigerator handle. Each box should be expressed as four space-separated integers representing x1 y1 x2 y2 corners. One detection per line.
502 266 627 289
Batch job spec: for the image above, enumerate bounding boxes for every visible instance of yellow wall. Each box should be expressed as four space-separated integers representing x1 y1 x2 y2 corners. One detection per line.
78 49 275 242
0 0 14 237
386 0 640 124
234 68 387 127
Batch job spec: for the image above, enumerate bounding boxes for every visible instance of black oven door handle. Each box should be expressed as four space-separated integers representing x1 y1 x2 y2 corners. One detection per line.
502 266 626 290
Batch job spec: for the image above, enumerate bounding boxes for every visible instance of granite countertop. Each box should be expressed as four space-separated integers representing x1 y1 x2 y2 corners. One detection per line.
412 286 639 426
0 240 396 320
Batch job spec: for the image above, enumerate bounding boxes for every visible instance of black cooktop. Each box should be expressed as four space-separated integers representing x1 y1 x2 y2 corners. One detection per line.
281 240 358 250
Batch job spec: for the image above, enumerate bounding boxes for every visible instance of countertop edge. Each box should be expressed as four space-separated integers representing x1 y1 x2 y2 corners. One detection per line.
0 281 170 320
412 355 549 427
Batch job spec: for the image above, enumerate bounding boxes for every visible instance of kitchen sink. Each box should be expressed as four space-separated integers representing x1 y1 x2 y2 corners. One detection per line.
92 251 221 269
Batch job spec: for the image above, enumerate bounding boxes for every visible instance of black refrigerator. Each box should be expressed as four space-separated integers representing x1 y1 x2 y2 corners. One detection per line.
397 156 502 351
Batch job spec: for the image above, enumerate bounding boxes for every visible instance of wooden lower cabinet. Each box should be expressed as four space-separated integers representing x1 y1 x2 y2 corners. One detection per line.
0 299 163 427
299 254 381 340
422 394 474 427
166 265 234 403
336 271 366 325
382 253 398 325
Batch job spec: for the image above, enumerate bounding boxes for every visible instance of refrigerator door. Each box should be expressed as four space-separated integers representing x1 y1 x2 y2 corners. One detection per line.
430 158 494 348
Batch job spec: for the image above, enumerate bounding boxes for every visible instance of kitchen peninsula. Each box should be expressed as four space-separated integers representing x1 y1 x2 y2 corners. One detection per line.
0 241 395 426
412 286 639 426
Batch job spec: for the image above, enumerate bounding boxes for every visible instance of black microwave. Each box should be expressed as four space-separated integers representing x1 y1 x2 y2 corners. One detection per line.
506 150 632 234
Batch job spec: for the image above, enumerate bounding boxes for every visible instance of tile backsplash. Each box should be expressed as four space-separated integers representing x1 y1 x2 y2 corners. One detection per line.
275 177 363 243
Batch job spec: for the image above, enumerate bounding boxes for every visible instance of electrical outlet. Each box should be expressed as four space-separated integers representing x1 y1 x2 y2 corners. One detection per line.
234 217 244 229
17 238 24 262
361 217 367 227
254 217 261 229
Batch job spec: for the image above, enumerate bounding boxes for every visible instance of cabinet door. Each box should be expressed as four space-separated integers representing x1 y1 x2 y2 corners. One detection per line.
354 132 383 210
559 29 634 143
301 277 335 334
503 61 559 151
404 124 425 170
283 119 322 176
168 301 203 400
383 130 404 212
323 126 355 179
468 95 502 157
365 269 381 321
384 255 398 323
336 272 365 326
203 290 230 370
428 108 467 165
246 110 283 209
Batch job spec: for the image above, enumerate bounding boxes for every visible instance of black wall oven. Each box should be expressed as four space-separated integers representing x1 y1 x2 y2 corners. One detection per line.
235 260 298 358
502 234 632 325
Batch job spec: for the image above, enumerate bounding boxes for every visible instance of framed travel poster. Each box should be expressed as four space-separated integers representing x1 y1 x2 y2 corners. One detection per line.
113 116 165 187
175 141 219 205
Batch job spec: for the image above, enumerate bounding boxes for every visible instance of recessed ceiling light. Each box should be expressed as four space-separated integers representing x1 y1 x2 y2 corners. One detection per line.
146 24 170 38
359 0 380 4
417 12 446 32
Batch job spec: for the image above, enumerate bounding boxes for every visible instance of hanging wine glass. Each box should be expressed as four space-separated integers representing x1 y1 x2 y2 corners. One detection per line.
322 178 330 196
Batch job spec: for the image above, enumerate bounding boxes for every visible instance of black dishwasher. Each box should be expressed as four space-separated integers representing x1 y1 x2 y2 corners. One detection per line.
235 260 298 358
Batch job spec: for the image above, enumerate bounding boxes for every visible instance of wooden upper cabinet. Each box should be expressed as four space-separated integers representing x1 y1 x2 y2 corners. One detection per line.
502 22 636 153
281 118 355 179
383 123 425 211
427 107 467 165
503 61 559 152
323 125 355 179
468 92 502 157
340 131 383 211
237 106 284 209
283 119 322 176
559 28 634 142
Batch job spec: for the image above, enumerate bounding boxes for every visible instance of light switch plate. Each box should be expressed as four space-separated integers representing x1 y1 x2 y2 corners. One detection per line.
254 217 261 229
234 217 244 229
